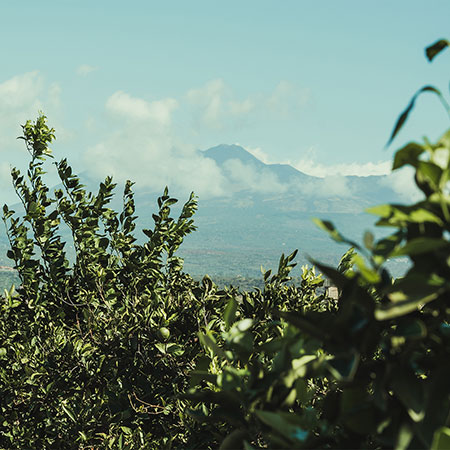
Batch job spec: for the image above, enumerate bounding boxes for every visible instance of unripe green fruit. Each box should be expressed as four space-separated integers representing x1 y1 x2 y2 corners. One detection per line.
158 327 170 340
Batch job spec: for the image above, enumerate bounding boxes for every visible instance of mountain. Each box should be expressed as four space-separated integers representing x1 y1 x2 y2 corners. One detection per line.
181 144 407 276
203 144 267 168
0 144 409 278
200 144 398 213
203 144 314 184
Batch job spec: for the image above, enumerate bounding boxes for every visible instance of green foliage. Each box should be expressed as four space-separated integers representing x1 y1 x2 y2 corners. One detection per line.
0 116 337 448
2 38 450 449
186 40 450 449
0 115 224 449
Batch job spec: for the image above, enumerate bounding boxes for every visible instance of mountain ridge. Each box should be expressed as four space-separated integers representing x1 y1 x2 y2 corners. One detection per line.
202 144 315 183
0 143 409 278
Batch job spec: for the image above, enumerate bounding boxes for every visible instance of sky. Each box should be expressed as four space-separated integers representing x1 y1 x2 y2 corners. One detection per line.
1 1 450 204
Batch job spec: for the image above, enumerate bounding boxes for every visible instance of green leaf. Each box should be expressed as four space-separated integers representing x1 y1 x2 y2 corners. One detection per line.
390 237 447 257
390 370 424 422
393 142 425 170
426 39 450 62
255 410 309 442
166 343 184 356
219 430 248 450
409 209 443 226
155 343 167 354
340 387 376 434
376 275 443 320
224 297 238 330
229 318 253 334
61 404 77 423
294 378 309 404
199 332 229 360
376 293 439 320
417 160 443 189
394 319 427 339
367 204 444 228
326 351 359 382
388 86 444 146
395 422 414 450
366 204 391 217
311 260 349 290
312 218 343 242
279 311 331 341
290 355 317 379
351 254 380 283
431 427 450 450
79 431 88 441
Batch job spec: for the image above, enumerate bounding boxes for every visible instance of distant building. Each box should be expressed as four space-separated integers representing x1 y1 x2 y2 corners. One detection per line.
326 286 339 300
316 277 340 300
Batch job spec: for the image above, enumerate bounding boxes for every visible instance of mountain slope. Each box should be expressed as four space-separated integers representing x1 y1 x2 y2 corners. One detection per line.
0 144 409 277
203 144 314 184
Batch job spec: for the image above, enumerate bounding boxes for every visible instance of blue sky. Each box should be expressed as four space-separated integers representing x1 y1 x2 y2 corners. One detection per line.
1 1 450 202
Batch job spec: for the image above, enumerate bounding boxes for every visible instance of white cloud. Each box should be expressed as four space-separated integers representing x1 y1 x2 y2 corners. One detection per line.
106 91 178 125
48 83 62 109
0 71 43 111
0 71 50 156
0 162 11 187
86 129 228 199
76 64 97 76
86 92 228 199
222 158 287 194
293 146 391 177
186 79 228 128
295 159 392 177
185 79 308 130
229 98 254 116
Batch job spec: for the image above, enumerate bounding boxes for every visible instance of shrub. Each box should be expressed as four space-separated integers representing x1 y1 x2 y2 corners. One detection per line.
0 115 222 449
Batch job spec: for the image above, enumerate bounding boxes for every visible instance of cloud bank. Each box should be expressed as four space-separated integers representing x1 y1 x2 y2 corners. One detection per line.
106 91 178 125
294 156 392 178
0 71 413 207
81 85 418 205
86 90 227 199
185 79 309 131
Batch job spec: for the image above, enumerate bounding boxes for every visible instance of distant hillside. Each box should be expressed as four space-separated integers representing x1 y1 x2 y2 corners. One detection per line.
0 144 409 278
